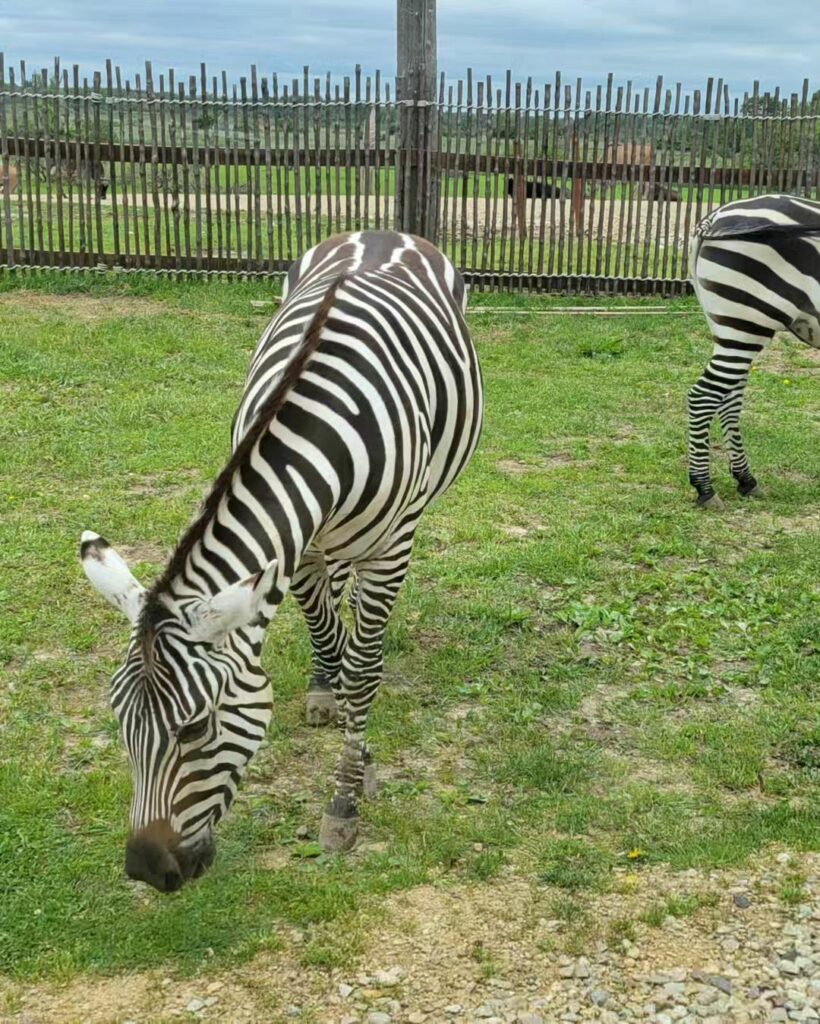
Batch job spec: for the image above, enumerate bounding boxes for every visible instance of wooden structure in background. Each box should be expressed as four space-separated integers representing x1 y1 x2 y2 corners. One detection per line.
1 53 818 294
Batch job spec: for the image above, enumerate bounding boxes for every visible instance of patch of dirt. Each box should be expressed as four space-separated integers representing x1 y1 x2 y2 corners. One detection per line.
500 522 548 541
758 336 820 375
0 292 172 324
126 469 205 500
495 454 590 476
117 542 171 565
3 849 818 1024
751 511 820 537
496 459 538 476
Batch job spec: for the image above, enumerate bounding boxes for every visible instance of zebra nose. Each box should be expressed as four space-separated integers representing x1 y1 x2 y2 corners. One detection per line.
125 821 184 893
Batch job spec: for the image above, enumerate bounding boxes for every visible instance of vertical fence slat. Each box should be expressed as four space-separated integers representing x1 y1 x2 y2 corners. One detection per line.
18 63 34 262
37 66 53 263
146 64 162 264
103 60 118 264
91 71 104 260
374 70 382 231
290 78 303 253
210 74 223 266
353 64 361 232
180 80 193 265
219 70 231 263
260 74 274 266
230 80 241 266
303 67 313 249
239 75 252 273
0 55 13 265
314 75 324 240
9 68 22 257
134 72 149 261
190 75 204 272
461 70 472 272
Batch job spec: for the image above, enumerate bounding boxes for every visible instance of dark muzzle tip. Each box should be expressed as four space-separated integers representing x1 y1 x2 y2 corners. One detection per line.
163 870 183 892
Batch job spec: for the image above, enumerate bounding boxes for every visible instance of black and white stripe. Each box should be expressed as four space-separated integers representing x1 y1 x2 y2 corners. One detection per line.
688 193 820 506
81 230 483 888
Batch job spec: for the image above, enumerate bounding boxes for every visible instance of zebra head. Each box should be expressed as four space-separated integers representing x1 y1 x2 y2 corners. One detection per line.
79 531 275 892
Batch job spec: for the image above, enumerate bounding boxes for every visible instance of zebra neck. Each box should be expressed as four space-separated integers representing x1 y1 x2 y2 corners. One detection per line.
159 433 328 605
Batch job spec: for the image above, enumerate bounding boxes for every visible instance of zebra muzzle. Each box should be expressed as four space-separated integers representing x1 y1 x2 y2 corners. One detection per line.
125 821 215 893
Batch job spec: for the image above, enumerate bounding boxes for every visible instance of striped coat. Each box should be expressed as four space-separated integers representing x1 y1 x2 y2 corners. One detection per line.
687 194 820 506
81 231 483 890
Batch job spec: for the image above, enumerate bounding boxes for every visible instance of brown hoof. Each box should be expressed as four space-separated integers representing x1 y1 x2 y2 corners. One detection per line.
305 690 339 727
361 763 378 800
699 493 724 510
319 812 359 852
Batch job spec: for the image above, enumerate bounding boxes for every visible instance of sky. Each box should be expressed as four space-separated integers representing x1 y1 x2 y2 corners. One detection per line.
1 0 817 98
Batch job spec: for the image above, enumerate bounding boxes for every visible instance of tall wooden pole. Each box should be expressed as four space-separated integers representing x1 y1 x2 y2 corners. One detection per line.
396 0 438 240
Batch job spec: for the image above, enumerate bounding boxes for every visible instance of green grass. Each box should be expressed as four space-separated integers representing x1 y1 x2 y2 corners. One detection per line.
639 892 719 928
0 275 818 984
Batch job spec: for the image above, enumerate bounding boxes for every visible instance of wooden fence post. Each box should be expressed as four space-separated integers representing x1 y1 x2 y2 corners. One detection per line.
396 0 438 240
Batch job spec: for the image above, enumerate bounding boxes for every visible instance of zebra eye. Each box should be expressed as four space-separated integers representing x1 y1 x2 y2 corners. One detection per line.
177 717 210 744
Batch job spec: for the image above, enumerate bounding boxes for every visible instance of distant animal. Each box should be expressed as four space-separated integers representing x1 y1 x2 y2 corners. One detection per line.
688 193 820 507
506 177 562 199
79 230 484 892
604 142 678 201
1 163 18 196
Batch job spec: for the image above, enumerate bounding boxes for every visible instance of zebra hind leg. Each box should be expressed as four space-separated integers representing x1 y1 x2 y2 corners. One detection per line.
319 551 411 852
718 389 763 498
687 374 725 508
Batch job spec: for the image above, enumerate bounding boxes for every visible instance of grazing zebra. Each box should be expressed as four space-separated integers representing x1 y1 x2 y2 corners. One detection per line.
688 193 820 507
80 231 483 891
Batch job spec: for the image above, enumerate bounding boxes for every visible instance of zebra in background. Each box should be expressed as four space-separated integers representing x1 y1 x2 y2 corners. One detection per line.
80 231 483 891
688 193 820 507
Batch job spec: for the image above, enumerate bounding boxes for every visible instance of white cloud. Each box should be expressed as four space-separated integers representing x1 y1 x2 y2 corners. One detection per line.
0 0 814 95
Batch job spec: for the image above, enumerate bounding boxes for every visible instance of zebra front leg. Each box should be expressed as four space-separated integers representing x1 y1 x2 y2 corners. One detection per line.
319 554 409 851
291 553 350 727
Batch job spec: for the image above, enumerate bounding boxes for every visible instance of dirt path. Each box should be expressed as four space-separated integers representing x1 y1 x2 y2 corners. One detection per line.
104 195 700 251
2 849 818 1024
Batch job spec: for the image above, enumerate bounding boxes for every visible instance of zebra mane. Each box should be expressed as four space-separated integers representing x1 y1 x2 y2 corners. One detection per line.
141 272 350 622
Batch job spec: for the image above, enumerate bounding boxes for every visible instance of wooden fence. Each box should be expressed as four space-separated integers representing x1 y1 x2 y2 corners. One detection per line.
1 55 819 294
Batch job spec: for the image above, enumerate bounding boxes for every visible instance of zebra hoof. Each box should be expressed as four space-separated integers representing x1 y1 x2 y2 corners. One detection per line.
698 493 724 510
738 483 764 498
319 812 359 852
305 690 339 727
361 763 378 800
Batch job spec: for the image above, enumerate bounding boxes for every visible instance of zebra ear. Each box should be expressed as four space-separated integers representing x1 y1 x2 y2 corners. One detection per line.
80 531 147 624
186 560 278 644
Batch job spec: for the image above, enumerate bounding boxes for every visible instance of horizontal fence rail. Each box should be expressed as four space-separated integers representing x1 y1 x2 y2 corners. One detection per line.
1 55 818 294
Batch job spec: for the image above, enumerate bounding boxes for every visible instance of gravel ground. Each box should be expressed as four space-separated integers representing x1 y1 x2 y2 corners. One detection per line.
2 849 818 1024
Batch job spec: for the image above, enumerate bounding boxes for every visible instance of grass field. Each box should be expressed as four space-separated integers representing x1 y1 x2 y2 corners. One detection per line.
0 276 818 1006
